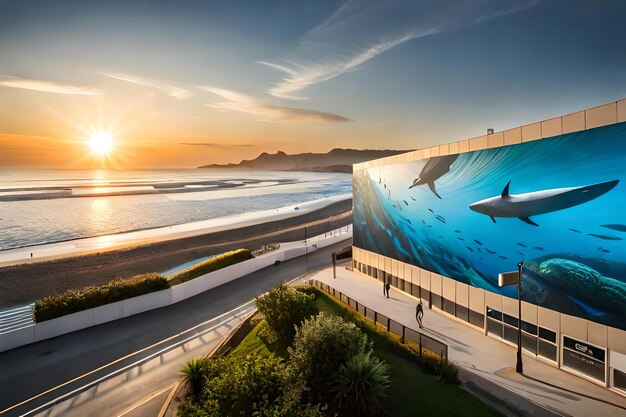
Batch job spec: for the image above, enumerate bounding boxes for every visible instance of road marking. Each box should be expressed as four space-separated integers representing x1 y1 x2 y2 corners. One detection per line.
115 384 175 417
0 302 254 416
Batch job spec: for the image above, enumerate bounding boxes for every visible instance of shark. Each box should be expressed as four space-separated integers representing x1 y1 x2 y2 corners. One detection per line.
469 179 619 226
409 154 458 199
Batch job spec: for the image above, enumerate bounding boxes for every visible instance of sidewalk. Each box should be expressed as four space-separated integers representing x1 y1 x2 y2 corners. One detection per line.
311 265 626 417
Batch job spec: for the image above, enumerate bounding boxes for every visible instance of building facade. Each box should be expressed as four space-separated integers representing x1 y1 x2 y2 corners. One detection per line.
352 99 626 395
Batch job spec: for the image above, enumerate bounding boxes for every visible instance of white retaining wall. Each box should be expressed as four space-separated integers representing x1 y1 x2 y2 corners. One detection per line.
0 229 352 353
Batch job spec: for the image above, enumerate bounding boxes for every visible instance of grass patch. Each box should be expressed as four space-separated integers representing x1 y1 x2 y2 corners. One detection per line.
169 249 254 285
228 319 290 359
223 288 503 416
311 289 503 417
34 273 169 322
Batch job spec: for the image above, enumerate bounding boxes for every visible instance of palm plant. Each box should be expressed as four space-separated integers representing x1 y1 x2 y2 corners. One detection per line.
331 350 391 416
180 357 209 398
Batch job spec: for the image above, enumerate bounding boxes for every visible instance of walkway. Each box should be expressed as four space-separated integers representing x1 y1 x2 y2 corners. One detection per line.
312 266 626 417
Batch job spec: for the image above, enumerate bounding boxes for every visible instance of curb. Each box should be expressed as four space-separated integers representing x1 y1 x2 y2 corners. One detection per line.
157 309 258 417
458 368 564 417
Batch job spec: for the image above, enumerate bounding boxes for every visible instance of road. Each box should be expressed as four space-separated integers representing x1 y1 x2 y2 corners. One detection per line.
0 238 352 417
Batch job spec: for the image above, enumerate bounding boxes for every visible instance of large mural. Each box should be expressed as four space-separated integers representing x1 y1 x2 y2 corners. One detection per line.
354 122 626 330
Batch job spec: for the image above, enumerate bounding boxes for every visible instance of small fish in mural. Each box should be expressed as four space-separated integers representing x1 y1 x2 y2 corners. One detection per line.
427 225 433 228
403 200 409 206
600 224 626 232
516 242 527 248
435 215 446 224
457 237 465 241
499 256 508 259
474 239 483 246
569 228 582 233
411 196 417 201
533 246 544 250
421 219 426 225
454 230 462 233
428 208 434 213
476 247 482 253
516 250 525 256
588 233 623 241
466 246 474 252
600 249 611 253
485 248 496 254
405 218 412 225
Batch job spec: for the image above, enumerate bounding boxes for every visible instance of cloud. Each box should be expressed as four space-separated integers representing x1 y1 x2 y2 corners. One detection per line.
260 0 538 100
99 72 193 99
179 142 255 148
0 77 102 95
200 86 350 123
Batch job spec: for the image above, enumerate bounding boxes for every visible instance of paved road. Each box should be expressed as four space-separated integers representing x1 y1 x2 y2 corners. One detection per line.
0 239 351 417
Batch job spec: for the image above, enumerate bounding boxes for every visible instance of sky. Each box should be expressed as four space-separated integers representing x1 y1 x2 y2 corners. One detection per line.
1 0 625 169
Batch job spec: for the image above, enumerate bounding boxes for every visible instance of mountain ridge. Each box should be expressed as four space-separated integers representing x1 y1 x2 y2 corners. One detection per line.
198 148 412 173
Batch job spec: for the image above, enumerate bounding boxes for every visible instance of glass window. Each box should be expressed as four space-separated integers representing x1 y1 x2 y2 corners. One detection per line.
487 318 503 338
539 327 557 343
443 298 455 315
521 321 538 335
503 313 518 328
455 305 469 322
503 324 518 344
538 340 557 361
563 349 605 382
613 369 626 391
522 333 538 355
469 311 484 328
486 307 502 321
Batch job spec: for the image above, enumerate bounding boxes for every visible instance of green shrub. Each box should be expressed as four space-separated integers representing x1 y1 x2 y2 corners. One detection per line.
33 273 169 322
434 357 460 384
287 313 371 405
331 350 390 416
170 249 254 285
179 354 286 417
255 283 318 343
180 357 211 398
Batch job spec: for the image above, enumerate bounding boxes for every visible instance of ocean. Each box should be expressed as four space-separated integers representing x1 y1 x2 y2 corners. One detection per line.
0 169 352 251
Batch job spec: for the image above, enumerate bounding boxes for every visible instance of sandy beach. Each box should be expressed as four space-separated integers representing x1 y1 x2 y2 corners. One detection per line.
0 199 352 307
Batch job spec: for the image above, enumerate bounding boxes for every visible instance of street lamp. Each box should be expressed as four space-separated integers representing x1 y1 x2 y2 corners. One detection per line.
498 261 525 374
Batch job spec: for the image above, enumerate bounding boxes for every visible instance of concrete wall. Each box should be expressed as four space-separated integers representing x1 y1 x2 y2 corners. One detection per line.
0 228 353 353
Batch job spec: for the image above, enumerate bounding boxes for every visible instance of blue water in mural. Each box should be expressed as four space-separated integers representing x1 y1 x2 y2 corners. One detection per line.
354 122 626 330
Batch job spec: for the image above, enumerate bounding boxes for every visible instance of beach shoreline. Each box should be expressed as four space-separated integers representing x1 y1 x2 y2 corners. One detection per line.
0 199 353 307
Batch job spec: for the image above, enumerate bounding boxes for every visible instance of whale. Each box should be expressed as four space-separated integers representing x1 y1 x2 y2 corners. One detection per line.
469 179 619 226
409 154 458 199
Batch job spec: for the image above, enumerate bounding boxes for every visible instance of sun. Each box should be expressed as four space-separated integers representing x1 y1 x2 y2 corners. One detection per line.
87 131 113 156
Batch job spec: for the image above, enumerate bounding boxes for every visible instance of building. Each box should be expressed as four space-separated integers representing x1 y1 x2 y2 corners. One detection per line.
351 99 626 395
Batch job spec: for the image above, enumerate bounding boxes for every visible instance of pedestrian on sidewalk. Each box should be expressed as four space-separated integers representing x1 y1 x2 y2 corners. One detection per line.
383 280 386 296
385 281 390 298
416 300 424 328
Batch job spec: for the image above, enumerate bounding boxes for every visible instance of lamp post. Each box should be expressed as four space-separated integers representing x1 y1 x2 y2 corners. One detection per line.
498 261 525 374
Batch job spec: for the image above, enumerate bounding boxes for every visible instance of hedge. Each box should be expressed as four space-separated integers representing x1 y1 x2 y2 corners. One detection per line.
169 248 254 285
33 273 169 322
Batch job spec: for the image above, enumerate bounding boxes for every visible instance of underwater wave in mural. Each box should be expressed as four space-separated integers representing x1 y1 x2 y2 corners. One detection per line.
353 122 626 330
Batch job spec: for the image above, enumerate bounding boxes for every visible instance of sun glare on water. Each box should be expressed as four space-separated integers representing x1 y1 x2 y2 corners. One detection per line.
87 131 113 156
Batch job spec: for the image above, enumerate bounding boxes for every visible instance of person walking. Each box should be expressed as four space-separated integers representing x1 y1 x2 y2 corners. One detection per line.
385 281 390 298
383 280 387 296
416 300 424 328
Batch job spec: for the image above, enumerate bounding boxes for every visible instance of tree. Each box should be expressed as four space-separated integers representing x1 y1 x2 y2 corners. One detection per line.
255 283 318 343
287 313 371 405
331 350 390 416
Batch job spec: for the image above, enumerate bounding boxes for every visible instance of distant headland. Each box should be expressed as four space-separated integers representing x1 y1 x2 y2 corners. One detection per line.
198 148 412 173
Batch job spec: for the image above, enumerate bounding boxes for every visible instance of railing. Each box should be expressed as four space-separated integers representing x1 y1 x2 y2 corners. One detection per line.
310 279 448 360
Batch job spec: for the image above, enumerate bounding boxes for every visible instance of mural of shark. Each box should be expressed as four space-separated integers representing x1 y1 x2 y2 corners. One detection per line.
469 179 619 226
409 154 458 199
